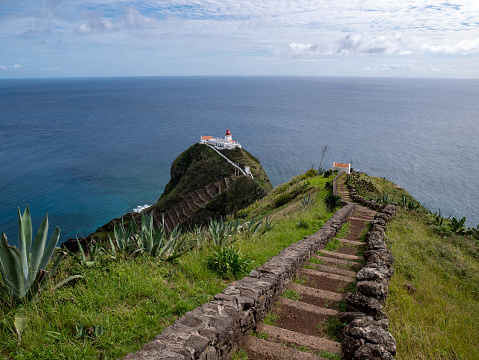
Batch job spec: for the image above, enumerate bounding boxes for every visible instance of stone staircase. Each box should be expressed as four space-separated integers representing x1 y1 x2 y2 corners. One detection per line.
151 177 233 233
240 176 376 360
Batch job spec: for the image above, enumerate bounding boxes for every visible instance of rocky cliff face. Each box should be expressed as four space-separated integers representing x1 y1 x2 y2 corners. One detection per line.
149 143 272 230
63 143 272 250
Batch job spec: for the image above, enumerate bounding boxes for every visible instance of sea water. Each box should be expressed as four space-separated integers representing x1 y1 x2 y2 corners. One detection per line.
1 76 478 246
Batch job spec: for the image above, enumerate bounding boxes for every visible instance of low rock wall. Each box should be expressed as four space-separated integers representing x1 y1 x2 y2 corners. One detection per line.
341 193 398 359
124 183 356 360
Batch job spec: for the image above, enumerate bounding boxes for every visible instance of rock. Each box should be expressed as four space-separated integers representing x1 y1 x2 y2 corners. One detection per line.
346 292 386 320
356 280 389 303
353 343 395 360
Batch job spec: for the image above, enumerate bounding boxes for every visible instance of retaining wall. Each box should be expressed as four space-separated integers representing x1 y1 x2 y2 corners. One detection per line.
124 179 356 360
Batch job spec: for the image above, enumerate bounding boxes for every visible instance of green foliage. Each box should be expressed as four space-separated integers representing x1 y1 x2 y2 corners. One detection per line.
449 216 467 235
206 246 252 278
325 238 342 252
319 351 341 360
323 194 342 212
282 289 301 301
110 213 193 261
74 322 105 340
305 168 318 177
324 317 348 342
262 312 279 326
296 219 309 229
208 217 240 248
0 205 78 307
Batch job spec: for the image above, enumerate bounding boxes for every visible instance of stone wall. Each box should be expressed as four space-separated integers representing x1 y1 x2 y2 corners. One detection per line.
333 171 345 197
341 177 398 360
124 179 356 360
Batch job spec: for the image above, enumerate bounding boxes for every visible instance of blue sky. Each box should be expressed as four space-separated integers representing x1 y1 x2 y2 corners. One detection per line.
1 0 478 78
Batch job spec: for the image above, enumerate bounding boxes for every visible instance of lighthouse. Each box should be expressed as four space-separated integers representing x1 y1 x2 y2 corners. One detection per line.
199 129 241 150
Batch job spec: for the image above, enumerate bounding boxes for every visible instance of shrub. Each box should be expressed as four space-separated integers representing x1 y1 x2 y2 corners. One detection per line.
0 205 79 307
324 194 342 211
206 246 252 278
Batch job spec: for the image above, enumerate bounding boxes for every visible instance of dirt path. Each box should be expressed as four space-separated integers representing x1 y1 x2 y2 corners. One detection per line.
240 175 374 360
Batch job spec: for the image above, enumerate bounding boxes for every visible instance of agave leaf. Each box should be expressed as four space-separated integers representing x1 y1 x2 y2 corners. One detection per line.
108 236 116 255
38 226 60 271
14 310 28 344
51 274 84 290
17 206 30 281
29 213 49 282
0 232 26 302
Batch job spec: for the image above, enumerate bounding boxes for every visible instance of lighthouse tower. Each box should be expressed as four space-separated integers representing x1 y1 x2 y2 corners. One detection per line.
225 129 232 141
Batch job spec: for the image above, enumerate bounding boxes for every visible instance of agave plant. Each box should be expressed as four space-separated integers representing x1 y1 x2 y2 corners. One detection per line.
323 194 342 212
449 216 466 235
0 205 80 307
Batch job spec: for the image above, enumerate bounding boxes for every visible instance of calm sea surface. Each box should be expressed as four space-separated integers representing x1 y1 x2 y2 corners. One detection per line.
1 76 478 246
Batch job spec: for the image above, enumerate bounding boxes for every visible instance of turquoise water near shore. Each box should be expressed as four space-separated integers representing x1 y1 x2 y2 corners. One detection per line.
1 76 478 245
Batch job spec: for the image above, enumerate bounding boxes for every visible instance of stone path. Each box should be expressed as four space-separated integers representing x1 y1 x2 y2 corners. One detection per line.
240 174 376 359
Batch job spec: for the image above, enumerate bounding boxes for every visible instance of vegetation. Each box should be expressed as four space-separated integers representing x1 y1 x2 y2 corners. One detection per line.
0 172 335 359
0 206 78 308
347 172 479 359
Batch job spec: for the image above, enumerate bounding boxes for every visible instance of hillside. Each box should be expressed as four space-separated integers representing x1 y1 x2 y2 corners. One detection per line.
67 143 272 248
345 172 479 359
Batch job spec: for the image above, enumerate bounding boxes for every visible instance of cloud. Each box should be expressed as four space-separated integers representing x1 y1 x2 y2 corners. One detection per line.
13 64 22 68
364 63 455 74
285 33 479 57
0 65 7 70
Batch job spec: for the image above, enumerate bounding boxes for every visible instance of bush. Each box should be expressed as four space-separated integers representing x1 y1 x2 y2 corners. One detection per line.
324 194 342 211
206 246 252 278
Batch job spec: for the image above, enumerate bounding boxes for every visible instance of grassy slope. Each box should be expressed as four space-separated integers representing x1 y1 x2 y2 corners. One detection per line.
356 173 479 360
0 173 334 360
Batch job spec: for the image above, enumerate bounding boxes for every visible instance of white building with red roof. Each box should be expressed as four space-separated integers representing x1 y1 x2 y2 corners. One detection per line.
332 162 351 174
200 129 242 150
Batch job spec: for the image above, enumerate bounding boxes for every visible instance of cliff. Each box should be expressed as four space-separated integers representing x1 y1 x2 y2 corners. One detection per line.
64 143 272 249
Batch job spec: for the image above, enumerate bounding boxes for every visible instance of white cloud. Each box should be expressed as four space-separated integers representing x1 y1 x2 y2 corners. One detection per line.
0 65 7 70
13 64 22 68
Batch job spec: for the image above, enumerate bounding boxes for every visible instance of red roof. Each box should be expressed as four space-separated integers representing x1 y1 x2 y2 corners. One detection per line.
201 136 213 140
226 129 231 135
333 162 350 168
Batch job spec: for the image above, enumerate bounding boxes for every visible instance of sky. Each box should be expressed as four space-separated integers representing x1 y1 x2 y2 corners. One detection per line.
0 0 478 78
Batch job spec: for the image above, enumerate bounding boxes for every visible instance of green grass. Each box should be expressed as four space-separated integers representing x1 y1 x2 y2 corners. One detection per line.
0 174 337 359
281 289 302 301
263 312 280 326
325 238 341 252
231 348 249 360
384 209 479 360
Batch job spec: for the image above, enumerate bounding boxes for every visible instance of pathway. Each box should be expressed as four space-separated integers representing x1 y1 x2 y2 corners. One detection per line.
240 174 375 359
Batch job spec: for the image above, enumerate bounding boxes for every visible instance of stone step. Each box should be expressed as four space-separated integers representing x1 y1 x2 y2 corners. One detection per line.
188 191 203 208
196 188 209 203
243 335 327 360
349 216 374 222
337 238 364 246
278 297 339 317
256 323 341 354
320 250 364 262
314 255 363 269
178 200 193 217
299 268 355 283
205 183 217 198
287 283 344 301
182 196 195 213
306 263 357 278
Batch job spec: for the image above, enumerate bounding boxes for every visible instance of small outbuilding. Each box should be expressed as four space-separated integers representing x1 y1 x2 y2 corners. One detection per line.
332 162 351 174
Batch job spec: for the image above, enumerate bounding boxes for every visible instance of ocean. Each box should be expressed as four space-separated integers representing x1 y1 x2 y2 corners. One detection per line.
1 76 478 246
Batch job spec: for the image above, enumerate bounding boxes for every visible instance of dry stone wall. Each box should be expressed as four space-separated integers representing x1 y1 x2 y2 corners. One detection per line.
124 179 356 360
341 177 398 360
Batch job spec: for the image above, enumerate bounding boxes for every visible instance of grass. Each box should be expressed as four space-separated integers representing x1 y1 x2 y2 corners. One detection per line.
263 312 280 326
384 209 479 360
281 289 302 301
0 173 337 359
350 173 479 359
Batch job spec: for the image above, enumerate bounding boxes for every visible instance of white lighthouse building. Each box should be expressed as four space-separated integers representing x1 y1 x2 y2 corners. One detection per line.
200 129 242 150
